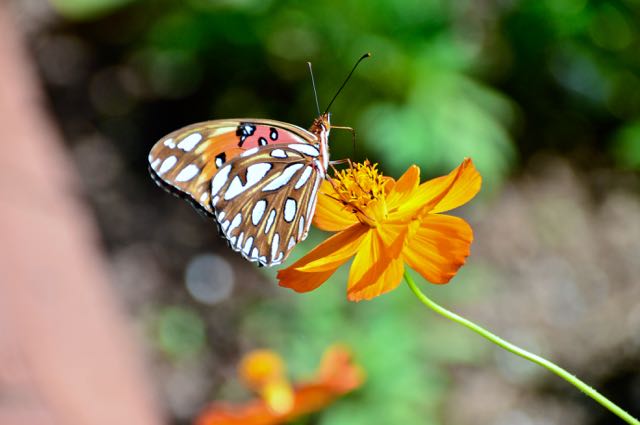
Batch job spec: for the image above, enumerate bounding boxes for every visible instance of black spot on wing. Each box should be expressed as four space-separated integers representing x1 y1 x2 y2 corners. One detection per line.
215 152 226 168
236 122 256 147
269 127 278 140
258 137 268 146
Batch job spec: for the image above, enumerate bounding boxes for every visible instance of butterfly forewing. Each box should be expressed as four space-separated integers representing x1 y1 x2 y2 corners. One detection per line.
210 144 324 266
148 119 319 213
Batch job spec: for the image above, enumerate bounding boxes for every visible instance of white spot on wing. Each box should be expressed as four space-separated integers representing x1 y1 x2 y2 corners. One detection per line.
218 211 225 221
247 163 272 184
294 166 313 189
265 209 276 233
262 163 304 191
288 236 296 250
175 164 200 182
212 195 219 206
151 158 161 170
288 144 319 157
163 138 176 148
306 175 321 219
236 232 244 249
252 200 267 225
242 237 254 255
221 220 230 232
240 147 259 157
271 233 280 262
211 165 231 195
159 156 177 174
224 163 272 200
251 247 259 260
199 192 208 203
271 149 287 158
298 216 305 239
177 133 202 151
284 198 297 222
228 213 242 234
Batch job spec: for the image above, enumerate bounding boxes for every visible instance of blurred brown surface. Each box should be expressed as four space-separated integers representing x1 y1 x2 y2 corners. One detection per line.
0 3 163 425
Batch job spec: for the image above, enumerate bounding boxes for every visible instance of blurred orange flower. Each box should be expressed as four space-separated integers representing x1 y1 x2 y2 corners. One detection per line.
195 345 363 425
277 159 481 301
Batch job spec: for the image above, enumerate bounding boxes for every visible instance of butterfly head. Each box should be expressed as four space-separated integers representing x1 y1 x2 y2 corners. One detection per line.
310 112 331 136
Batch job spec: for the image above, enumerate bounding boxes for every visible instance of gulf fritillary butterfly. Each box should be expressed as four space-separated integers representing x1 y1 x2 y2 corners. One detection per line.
149 54 369 267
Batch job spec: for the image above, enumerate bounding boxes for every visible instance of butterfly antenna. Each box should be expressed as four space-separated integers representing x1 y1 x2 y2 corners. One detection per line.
307 62 321 116
323 53 371 114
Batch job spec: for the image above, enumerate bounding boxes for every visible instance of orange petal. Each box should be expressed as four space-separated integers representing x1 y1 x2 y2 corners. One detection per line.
277 225 368 292
196 346 364 425
312 180 359 232
346 224 407 301
403 214 473 284
317 345 365 393
417 158 482 214
239 350 287 390
384 165 420 210
347 256 404 301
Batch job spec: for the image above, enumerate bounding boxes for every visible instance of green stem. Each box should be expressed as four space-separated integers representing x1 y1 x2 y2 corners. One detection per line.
404 271 639 425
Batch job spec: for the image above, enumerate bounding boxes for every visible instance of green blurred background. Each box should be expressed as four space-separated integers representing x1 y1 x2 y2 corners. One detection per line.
25 0 640 424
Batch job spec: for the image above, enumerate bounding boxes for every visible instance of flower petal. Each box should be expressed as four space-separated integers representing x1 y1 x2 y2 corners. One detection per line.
346 224 407 301
312 180 359 231
403 214 473 284
418 158 482 214
317 345 365 392
277 225 368 292
348 256 404 301
384 165 420 210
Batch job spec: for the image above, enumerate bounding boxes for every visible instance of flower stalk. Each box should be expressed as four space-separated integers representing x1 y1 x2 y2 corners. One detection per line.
404 270 639 425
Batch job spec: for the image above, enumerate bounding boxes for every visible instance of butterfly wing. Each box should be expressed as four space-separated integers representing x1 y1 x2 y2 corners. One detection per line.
210 144 325 266
148 119 318 214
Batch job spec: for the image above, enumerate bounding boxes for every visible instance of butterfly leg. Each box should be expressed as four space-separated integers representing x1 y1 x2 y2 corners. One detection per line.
329 158 353 174
332 125 356 138
331 125 357 155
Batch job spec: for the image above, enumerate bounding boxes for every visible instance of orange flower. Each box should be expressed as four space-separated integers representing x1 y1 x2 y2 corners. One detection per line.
195 345 364 425
277 159 482 301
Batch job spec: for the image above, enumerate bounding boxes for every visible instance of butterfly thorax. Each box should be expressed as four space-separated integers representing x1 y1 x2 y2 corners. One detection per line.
308 112 331 172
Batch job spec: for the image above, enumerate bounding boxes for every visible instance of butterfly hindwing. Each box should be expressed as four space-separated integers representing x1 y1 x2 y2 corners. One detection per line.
148 119 318 214
210 144 324 266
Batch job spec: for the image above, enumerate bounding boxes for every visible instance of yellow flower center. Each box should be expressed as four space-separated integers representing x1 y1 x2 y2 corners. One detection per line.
331 161 387 226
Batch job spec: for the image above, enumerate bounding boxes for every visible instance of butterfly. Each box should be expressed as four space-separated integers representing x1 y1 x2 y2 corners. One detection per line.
148 54 369 267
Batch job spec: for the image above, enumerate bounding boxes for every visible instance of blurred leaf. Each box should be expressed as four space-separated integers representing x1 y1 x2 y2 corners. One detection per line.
156 306 206 359
48 0 135 20
361 71 515 191
611 121 640 170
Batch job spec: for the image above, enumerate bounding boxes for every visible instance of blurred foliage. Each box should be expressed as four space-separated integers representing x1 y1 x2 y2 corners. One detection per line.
612 121 640 170
49 0 135 20
156 305 207 359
